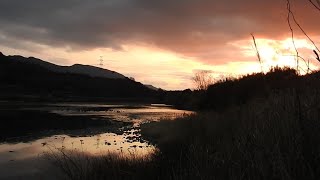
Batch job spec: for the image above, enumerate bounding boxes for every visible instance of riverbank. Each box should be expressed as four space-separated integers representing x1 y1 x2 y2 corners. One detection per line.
48 86 320 180
143 88 320 179
0 103 189 179
7 68 320 179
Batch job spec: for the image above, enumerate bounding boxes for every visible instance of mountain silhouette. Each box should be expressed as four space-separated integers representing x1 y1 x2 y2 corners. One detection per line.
8 55 126 79
145 84 160 91
0 52 157 102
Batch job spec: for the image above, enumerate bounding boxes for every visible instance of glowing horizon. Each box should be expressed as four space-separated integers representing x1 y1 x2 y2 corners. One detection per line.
1 0 319 90
1 36 318 90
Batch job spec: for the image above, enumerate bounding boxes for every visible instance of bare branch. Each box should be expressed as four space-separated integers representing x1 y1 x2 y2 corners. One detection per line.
287 0 300 73
287 0 320 53
308 0 320 11
193 71 213 90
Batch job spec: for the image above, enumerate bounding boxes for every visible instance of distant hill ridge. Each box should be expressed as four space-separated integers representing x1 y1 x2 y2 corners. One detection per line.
145 84 160 91
0 52 158 101
8 55 126 79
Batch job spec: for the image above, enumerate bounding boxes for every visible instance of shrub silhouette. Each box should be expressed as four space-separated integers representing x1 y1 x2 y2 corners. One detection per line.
203 66 300 111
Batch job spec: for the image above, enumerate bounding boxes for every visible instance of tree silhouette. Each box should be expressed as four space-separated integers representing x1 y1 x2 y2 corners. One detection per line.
193 70 213 90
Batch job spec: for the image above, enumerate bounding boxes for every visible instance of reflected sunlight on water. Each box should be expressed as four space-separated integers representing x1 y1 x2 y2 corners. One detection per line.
0 103 193 179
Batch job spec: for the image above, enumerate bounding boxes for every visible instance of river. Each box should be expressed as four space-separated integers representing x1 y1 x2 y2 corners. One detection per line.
0 103 193 179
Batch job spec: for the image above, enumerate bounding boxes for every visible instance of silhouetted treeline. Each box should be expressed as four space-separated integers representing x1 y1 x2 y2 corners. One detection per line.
3 51 320 108
0 52 157 102
163 67 320 111
158 89 203 110
203 67 300 110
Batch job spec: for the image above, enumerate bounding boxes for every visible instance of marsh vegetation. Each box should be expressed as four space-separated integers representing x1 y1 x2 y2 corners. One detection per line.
46 68 320 180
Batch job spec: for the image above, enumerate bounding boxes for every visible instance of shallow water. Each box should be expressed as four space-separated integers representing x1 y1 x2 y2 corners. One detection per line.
0 103 192 179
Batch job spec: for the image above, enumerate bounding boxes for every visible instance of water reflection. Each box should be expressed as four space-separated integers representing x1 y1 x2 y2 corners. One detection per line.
50 103 186 123
0 103 192 179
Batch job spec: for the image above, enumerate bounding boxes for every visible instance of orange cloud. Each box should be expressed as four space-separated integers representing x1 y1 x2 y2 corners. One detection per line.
1 0 320 89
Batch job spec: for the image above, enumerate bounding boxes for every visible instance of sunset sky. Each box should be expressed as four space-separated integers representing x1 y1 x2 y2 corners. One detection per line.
0 0 319 90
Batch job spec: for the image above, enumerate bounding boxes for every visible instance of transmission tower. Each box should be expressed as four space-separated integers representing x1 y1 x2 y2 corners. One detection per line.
99 56 104 67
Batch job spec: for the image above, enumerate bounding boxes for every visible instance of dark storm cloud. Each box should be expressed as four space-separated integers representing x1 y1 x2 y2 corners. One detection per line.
0 0 319 62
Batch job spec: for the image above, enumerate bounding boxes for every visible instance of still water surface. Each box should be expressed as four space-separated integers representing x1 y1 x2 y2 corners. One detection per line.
0 103 192 179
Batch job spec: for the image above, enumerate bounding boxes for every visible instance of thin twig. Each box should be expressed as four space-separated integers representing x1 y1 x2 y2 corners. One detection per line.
287 0 300 73
288 0 320 53
307 59 310 74
308 0 320 11
313 50 320 62
277 53 315 72
251 33 263 72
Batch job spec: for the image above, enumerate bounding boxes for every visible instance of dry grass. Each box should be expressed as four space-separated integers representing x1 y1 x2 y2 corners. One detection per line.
141 88 320 180
47 82 320 179
45 146 159 180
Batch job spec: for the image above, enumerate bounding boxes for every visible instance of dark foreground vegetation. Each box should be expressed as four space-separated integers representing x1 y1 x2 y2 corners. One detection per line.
163 67 320 110
47 67 320 180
